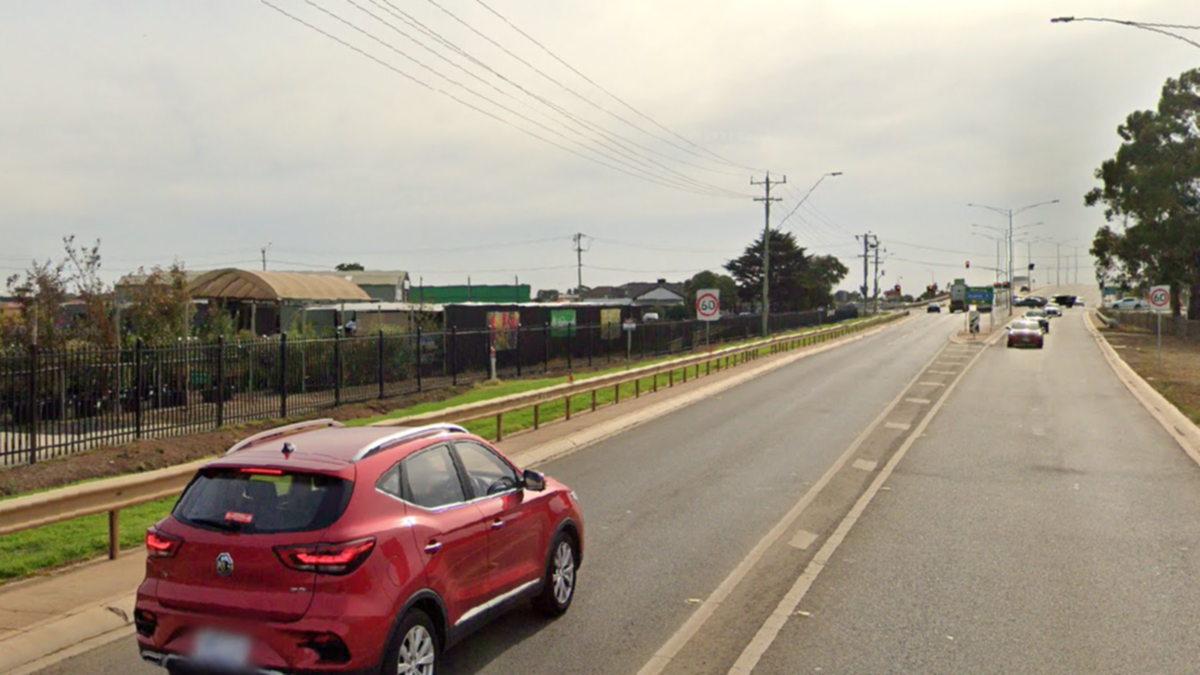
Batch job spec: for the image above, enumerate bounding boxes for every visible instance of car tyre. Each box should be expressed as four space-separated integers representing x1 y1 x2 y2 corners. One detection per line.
383 608 438 675
533 532 578 617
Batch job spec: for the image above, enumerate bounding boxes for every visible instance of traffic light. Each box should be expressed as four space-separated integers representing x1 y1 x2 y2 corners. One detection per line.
1029 263 1035 271
894 284 901 293
965 260 971 269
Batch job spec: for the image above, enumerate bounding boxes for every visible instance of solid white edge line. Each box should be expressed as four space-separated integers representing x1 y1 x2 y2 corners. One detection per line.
634 326 961 675
724 325 1002 675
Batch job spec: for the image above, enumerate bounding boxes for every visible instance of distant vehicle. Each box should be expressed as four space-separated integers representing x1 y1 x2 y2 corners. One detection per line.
643 312 661 322
1020 285 1031 293
135 421 584 675
1052 294 1078 307
1025 309 1051 333
927 302 941 313
1007 319 1045 349
1045 305 1062 317
949 280 967 313
1111 297 1145 310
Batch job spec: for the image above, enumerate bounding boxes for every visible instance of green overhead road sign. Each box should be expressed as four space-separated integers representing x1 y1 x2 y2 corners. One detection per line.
966 287 994 304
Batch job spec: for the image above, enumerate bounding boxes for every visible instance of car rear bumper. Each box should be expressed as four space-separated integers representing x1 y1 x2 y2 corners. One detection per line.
140 650 373 675
135 591 391 674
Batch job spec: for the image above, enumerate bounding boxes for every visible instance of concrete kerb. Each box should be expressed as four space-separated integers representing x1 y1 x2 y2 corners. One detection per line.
1084 310 1200 466
0 312 914 675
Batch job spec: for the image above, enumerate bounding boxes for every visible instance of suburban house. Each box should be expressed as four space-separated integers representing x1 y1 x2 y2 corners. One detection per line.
581 279 686 306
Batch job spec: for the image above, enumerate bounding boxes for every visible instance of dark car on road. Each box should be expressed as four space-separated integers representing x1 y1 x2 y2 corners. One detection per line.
1007 319 1045 349
1053 294 1078 307
135 420 584 675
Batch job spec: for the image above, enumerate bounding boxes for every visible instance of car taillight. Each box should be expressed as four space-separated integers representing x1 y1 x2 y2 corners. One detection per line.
146 528 183 558
274 538 375 575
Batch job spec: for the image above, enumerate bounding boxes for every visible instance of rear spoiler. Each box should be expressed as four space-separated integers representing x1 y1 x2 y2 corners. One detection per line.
225 419 345 455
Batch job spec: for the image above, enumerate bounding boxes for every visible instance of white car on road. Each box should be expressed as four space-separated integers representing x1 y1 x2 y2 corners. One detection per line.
1111 297 1146 310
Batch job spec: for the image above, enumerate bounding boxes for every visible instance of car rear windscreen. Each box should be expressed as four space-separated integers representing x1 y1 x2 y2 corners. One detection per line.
174 469 352 534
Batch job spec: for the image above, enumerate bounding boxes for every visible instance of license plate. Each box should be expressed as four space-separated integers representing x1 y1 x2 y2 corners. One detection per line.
193 629 251 668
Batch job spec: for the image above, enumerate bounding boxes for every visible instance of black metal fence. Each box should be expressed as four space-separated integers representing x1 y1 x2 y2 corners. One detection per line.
0 310 831 466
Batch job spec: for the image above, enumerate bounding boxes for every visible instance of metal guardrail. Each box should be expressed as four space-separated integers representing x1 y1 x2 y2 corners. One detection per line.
0 312 906 562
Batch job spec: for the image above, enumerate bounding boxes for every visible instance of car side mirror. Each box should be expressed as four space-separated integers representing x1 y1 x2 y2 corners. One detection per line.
522 469 546 492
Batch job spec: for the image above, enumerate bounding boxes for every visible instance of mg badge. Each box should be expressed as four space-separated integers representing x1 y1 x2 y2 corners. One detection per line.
216 552 234 577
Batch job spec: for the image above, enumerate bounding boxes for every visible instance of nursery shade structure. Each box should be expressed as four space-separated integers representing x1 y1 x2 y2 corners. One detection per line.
187 269 371 303
188 268 371 335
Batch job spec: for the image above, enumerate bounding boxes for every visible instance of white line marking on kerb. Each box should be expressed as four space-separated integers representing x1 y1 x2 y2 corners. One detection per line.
918 382 946 387
634 339 960 675
724 328 996 675
884 422 911 431
905 398 932 404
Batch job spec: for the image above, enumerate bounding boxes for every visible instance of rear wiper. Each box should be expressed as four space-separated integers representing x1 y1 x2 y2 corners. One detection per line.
187 516 242 532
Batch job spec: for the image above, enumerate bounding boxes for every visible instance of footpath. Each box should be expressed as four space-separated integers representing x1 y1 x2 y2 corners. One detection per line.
0 314 912 675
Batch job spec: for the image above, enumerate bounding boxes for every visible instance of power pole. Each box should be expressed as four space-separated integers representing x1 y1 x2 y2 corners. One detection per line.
572 233 589 293
261 242 272 271
873 243 884 314
752 172 786 336
856 233 877 314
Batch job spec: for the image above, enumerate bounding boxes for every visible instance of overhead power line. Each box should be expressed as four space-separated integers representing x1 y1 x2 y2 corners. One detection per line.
470 0 760 172
405 0 750 178
340 0 748 198
258 0 741 198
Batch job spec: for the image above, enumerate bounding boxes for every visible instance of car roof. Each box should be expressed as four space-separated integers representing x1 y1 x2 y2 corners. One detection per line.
217 423 470 468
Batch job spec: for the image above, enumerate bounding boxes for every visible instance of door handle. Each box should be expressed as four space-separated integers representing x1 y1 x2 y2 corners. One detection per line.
424 541 442 554
491 519 506 530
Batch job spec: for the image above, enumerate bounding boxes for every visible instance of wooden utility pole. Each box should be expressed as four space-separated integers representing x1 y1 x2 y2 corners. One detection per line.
752 172 786 336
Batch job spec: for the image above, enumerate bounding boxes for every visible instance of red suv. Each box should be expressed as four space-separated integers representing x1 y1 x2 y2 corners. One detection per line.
135 420 583 674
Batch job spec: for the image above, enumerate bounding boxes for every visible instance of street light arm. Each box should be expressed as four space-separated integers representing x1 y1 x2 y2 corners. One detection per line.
1012 200 1060 216
776 172 843 228
1050 16 1200 50
967 203 1012 217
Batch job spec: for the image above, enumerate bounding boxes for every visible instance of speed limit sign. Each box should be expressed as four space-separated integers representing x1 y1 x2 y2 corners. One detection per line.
1150 285 1170 312
696 289 720 321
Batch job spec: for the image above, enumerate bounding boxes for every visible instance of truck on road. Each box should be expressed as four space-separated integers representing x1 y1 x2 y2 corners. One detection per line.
949 279 967 313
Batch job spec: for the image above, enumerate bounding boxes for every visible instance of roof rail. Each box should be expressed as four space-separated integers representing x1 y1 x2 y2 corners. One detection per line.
351 424 468 462
225 418 345 455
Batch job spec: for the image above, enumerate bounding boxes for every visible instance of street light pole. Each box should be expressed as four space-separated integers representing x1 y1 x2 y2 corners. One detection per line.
968 201 1059 313
756 170 842 335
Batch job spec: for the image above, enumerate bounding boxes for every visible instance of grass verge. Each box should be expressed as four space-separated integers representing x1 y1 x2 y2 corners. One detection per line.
1099 320 1200 426
349 316 877 431
0 496 175 584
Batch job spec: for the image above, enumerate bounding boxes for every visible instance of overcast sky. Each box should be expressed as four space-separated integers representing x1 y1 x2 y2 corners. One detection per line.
2 0 1198 295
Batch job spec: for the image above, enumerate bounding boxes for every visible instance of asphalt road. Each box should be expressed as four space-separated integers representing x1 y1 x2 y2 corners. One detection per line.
52 288 1185 675
754 287 1200 674
34 309 964 675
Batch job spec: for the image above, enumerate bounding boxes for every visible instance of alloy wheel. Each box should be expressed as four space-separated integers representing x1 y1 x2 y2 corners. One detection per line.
552 540 575 605
397 624 435 675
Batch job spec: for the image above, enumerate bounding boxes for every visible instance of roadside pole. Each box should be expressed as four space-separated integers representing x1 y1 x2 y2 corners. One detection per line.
1150 285 1170 370
696 289 721 353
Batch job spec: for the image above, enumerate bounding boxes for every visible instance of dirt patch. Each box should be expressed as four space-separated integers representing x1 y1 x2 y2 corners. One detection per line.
1100 324 1200 426
0 385 471 497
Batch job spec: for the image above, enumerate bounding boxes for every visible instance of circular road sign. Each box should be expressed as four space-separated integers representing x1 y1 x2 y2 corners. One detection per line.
1150 285 1170 310
697 291 720 320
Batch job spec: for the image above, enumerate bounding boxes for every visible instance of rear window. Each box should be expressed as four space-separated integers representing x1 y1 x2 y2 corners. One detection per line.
174 469 352 534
